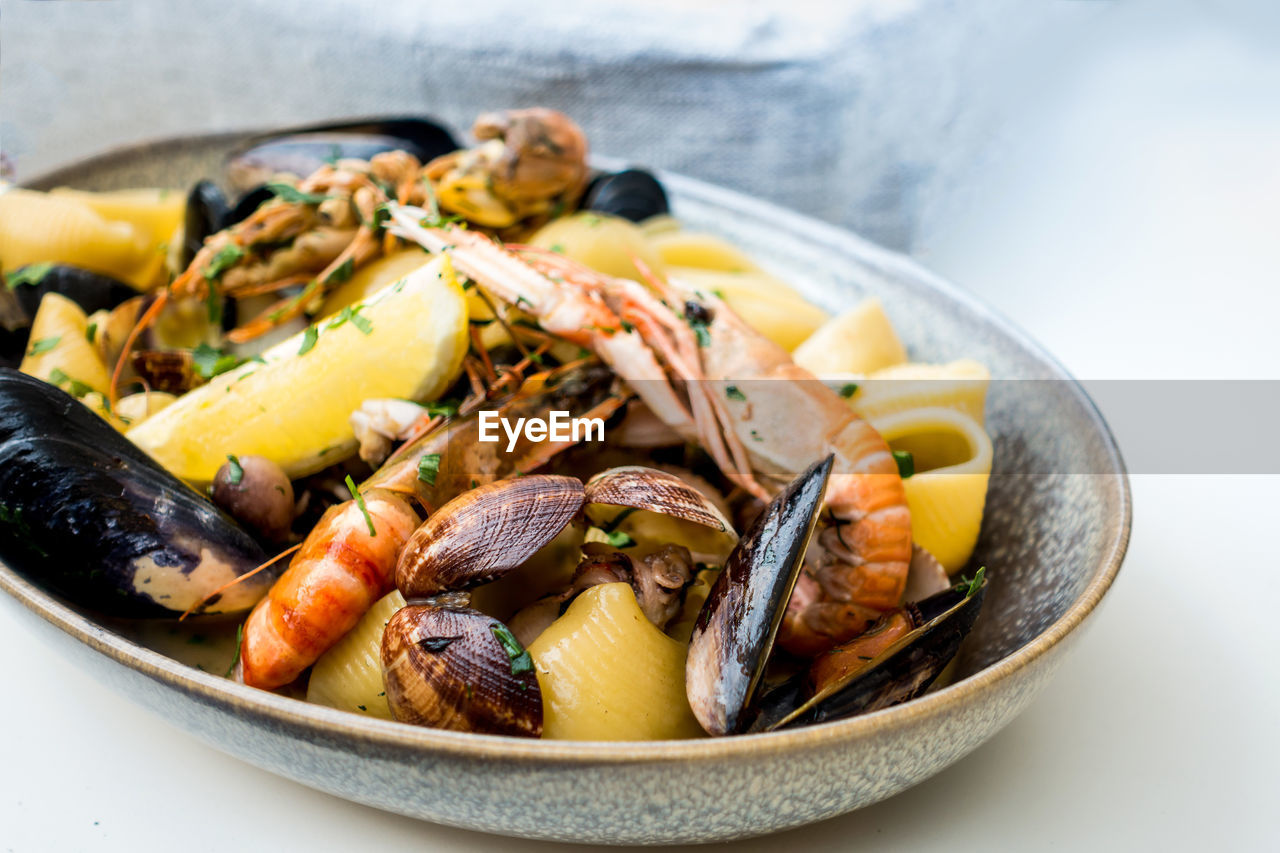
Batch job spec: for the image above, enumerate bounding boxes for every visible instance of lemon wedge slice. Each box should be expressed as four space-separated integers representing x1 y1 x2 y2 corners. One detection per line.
127 255 468 485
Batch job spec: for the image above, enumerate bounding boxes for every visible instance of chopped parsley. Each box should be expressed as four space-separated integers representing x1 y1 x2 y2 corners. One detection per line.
725 385 746 401
602 529 636 548
203 244 244 281
620 319 637 334
425 400 459 418
298 325 319 355
224 454 244 485
192 343 242 380
345 475 376 536
26 336 60 356
326 257 355 285
962 566 986 598
689 319 711 347
417 453 441 486
599 507 636 533
265 181 330 205
326 304 372 335
85 322 98 344
4 262 54 290
225 623 244 678
892 449 915 479
839 383 859 399
489 623 534 676
47 367 94 398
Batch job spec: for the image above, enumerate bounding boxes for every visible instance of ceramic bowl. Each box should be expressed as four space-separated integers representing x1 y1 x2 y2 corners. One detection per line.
0 132 1129 845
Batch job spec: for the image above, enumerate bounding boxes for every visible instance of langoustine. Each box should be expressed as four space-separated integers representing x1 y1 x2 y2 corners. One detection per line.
386 210 912 656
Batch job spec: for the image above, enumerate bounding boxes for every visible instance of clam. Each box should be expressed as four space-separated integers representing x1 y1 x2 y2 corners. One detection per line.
396 476 586 597
0 369 269 617
381 604 541 736
685 456 833 736
747 576 987 732
383 467 740 734
582 168 670 223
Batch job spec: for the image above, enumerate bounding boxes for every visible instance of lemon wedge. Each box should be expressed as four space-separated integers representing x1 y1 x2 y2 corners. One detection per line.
127 255 468 485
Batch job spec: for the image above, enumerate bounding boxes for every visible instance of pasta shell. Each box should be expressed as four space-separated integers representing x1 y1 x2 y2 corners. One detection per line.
306 590 406 719
870 407 994 573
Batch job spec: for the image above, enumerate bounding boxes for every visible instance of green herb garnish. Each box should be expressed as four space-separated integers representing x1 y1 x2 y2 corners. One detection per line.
85 322 98 344
600 507 637 534
47 367 94 398
725 385 746 401
689 320 711 347
489 623 534 676
26 336 60 356
265 181 330 205
192 343 242 379
225 623 244 678
425 400 459 418
345 474 376 536
602 529 636 548
204 244 244 281
4 262 54 290
326 257 355 285
839 383 859 399
892 449 915 479
962 566 986 598
327 304 372 335
298 325 319 355
225 454 244 485
417 453 441 486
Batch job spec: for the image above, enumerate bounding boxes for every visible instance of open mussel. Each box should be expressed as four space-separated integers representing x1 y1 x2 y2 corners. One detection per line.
226 116 460 194
582 168 669 223
747 574 988 732
0 369 269 617
685 455 833 736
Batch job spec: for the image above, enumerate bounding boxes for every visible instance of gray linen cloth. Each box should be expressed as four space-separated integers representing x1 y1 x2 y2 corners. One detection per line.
1 0 1098 250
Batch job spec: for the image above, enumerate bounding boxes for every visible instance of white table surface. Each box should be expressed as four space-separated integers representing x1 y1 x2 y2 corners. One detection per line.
3 5 1278 851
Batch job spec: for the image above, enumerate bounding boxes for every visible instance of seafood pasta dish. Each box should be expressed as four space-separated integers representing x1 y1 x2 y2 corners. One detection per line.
0 109 995 740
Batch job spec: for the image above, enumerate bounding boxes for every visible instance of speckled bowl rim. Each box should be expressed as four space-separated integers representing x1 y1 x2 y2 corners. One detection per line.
2 131 1131 766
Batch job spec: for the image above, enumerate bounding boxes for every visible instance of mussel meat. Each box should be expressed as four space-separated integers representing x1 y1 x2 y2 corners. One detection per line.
0 369 269 617
747 575 987 732
226 116 460 194
685 455 833 736
582 168 670 223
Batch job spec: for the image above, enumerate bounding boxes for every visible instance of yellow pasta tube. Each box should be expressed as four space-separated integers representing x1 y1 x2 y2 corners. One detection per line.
665 266 829 351
49 187 183 288
529 212 667 283
528 583 705 741
20 293 113 396
306 590 407 719
852 359 990 427
870 407 994 574
792 297 907 375
648 230 762 273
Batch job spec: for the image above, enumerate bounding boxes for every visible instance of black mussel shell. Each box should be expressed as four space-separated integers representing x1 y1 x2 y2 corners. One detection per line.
0 369 270 617
685 455 833 736
748 579 988 732
1 265 138 367
7 264 136 321
224 185 276 228
182 180 230 267
582 169 670 222
226 116 460 194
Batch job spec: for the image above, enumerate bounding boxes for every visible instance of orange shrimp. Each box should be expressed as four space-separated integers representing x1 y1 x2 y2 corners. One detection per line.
236 364 626 690
239 492 419 689
386 213 912 656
